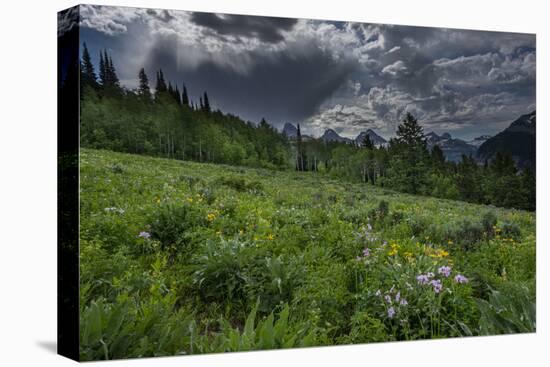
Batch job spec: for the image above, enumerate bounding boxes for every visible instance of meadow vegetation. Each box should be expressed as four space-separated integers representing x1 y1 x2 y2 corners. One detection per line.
79 149 535 360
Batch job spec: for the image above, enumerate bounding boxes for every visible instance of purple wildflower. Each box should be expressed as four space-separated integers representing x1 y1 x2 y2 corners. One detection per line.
362 247 371 257
454 274 469 284
400 298 408 306
438 266 452 278
416 274 430 285
429 279 443 293
138 231 151 239
387 307 396 319
384 294 392 304
395 291 401 302
426 272 435 279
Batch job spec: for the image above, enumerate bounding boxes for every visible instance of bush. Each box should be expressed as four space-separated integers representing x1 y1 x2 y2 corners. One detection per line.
477 283 535 335
149 203 204 251
481 211 497 236
216 176 264 193
245 255 304 314
191 238 253 305
500 221 522 240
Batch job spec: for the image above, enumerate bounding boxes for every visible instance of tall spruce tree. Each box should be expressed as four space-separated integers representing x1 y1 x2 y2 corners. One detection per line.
203 92 211 112
138 67 151 101
156 69 167 92
98 51 106 86
181 84 189 106
81 42 97 87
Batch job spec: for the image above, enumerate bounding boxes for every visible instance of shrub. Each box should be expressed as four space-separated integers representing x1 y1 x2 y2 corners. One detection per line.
245 255 304 314
499 221 522 240
477 284 535 335
149 203 204 251
481 211 497 236
216 176 264 193
191 238 253 305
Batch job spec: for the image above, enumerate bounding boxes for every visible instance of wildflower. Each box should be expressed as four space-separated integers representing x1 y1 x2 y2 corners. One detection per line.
267 233 275 241
399 298 408 306
138 231 151 239
416 274 430 285
206 213 216 222
375 289 381 296
395 291 401 302
387 307 396 319
384 295 392 304
447 240 454 245
454 274 469 284
429 279 443 293
186 197 194 203
367 223 373 231
438 266 452 278
362 247 371 257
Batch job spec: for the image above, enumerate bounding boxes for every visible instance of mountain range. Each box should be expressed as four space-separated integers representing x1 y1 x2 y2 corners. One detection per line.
282 110 535 166
477 111 536 168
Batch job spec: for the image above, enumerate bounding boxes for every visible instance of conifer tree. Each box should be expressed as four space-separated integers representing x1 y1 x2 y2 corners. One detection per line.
138 67 151 101
156 69 167 92
107 54 120 87
181 84 189 106
174 84 181 105
99 51 106 86
203 92 211 112
81 42 97 87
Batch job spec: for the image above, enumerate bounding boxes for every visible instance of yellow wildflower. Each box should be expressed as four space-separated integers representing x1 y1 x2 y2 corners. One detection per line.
206 213 216 222
267 233 275 241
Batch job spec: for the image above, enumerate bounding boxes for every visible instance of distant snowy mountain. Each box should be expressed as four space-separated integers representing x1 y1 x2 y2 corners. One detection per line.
426 131 477 162
477 111 536 168
355 129 387 147
282 123 298 138
467 135 492 147
321 129 353 143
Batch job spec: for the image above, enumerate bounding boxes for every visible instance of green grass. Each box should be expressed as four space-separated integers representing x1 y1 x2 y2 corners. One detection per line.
79 148 536 360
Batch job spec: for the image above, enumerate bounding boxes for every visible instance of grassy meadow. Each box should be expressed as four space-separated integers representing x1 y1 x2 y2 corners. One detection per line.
79 148 535 360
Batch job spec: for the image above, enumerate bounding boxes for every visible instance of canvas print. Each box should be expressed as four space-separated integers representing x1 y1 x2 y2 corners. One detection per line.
58 4 536 361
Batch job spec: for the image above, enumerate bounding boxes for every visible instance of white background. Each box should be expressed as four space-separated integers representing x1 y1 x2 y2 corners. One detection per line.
0 0 547 365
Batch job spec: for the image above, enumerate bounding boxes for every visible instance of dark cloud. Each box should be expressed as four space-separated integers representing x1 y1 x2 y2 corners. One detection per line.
145 9 174 23
189 12 297 43
79 5 536 140
144 35 357 126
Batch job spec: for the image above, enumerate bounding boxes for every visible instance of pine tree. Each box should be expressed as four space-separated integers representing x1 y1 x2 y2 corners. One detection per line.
156 69 167 92
181 84 189 106
199 97 204 110
138 68 151 101
396 112 426 147
174 84 181 105
81 43 97 87
99 51 106 86
107 54 120 87
203 92 211 112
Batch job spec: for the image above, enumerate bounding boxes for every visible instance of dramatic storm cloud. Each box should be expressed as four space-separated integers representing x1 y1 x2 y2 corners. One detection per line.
79 5 536 140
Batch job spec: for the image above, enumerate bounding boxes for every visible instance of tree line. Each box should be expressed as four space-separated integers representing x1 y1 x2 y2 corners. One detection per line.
77 44 535 211
79 44 290 169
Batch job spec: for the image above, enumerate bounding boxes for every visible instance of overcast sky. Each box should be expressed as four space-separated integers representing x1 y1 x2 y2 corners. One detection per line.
74 5 536 140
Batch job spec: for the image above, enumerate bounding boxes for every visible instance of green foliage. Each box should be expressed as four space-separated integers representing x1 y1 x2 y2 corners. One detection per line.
79 149 536 359
477 284 535 335
149 203 204 251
